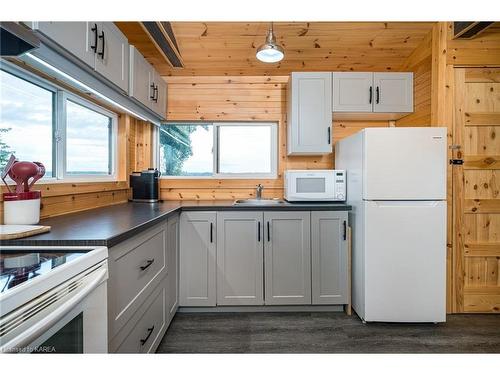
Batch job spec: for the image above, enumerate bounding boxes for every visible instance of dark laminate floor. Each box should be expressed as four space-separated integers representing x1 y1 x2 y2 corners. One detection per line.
156 312 500 353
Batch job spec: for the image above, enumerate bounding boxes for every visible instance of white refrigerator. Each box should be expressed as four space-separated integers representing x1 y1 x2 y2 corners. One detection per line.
336 127 447 323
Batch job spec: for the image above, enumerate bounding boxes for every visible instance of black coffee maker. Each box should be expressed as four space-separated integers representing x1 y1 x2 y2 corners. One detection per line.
130 168 161 202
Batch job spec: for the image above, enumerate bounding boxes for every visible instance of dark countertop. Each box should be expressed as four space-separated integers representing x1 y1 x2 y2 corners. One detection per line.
0 200 351 247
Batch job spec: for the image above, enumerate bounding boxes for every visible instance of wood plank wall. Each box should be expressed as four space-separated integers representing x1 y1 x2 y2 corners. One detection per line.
395 29 432 126
161 76 388 200
0 115 152 222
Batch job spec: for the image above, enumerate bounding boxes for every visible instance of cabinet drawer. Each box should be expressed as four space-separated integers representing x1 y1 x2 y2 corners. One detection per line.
112 282 167 353
108 222 167 336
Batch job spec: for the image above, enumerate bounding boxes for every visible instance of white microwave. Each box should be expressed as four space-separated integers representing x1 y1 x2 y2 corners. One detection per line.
284 170 346 202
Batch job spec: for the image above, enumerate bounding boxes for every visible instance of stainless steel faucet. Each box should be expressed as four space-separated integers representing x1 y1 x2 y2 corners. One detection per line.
256 184 264 199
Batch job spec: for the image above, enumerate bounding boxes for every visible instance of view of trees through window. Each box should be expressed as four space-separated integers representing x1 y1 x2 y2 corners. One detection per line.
159 124 213 176
159 123 276 177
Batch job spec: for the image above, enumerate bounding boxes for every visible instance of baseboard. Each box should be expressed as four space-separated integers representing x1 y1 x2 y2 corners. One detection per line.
177 305 346 313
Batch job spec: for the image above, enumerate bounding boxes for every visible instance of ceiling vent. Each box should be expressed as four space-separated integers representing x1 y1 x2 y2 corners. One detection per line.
140 22 184 68
453 22 495 39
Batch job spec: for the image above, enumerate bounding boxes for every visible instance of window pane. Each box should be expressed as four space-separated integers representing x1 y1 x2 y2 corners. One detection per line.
218 126 272 174
159 124 213 176
66 100 112 175
0 69 54 176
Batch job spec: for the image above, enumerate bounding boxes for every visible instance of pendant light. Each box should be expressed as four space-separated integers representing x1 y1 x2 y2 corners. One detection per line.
256 22 284 63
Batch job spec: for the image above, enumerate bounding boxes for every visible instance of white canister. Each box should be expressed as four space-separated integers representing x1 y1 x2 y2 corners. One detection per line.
3 191 41 225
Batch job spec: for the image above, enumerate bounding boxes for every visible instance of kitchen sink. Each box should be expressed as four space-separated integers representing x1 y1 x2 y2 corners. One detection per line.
233 198 287 206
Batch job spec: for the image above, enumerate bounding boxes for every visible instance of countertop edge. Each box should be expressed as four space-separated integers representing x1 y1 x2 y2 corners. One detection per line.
1 202 351 248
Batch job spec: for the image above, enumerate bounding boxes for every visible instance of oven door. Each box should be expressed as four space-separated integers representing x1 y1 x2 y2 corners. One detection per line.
0 262 108 353
286 172 335 201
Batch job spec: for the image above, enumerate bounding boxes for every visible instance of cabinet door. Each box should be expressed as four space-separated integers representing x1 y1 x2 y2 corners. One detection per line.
167 213 179 322
179 212 216 306
35 22 96 68
129 46 155 109
373 72 413 113
216 212 264 306
94 22 129 92
151 71 167 119
332 72 373 112
264 211 311 305
287 72 332 155
311 211 349 305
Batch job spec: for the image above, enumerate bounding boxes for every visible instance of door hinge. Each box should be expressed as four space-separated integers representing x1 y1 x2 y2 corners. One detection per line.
449 159 464 165
449 144 461 150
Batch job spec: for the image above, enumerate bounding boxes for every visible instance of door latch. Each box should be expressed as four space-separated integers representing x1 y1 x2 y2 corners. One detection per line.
449 159 464 165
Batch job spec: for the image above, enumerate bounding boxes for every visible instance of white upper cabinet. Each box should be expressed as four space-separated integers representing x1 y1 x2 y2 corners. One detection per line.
332 72 413 119
332 72 373 112
287 72 332 155
129 46 155 108
151 70 167 119
94 22 129 92
32 22 129 93
129 46 167 119
34 22 97 68
373 72 413 113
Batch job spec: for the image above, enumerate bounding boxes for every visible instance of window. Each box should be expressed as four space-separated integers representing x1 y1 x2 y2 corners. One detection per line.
0 68 55 176
159 122 277 178
0 63 117 180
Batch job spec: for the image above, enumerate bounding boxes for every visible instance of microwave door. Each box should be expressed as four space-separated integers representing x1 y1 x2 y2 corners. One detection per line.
292 175 334 201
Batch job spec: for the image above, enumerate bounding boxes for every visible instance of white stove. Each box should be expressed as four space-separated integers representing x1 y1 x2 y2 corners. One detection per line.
0 246 108 353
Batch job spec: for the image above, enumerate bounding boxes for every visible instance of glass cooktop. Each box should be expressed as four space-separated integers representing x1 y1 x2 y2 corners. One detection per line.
0 250 86 293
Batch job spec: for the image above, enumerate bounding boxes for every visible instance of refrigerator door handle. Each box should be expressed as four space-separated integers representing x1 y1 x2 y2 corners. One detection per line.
369 201 443 207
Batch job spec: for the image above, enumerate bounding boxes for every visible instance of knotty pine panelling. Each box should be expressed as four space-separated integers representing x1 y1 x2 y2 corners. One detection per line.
117 22 434 76
396 29 432 127
162 75 389 201
0 115 153 222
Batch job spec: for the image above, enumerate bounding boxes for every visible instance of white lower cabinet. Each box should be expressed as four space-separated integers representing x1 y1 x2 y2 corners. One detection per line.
111 281 167 353
179 212 217 306
264 211 312 305
216 212 264 305
311 211 349 304
166 213 180 323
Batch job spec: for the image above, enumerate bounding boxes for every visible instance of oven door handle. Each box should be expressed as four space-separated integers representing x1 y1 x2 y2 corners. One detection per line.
0 268 108 353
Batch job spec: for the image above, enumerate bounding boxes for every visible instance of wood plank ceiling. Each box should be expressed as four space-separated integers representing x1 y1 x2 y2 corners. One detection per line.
116 22 435 76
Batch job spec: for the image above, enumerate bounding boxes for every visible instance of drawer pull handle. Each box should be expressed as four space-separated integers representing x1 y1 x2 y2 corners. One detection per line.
140 325 155 346
139 259 155 271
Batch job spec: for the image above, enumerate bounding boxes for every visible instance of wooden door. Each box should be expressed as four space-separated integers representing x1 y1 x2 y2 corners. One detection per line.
311 211 349 305
453 68 500 313
94 22 129 92
216 212 264 305
179 211 217 307
373 72 413 113
264 211 311 305
332 72 373 112
287 72 332 155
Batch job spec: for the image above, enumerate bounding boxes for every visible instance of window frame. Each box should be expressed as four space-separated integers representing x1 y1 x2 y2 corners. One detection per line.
158 121 278 179
0 62 118 183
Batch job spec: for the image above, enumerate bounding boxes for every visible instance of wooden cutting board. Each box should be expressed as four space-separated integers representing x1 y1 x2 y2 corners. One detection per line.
0 225 51 240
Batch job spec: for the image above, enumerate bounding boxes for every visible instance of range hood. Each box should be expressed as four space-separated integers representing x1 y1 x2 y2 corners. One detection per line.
0 22 40 57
